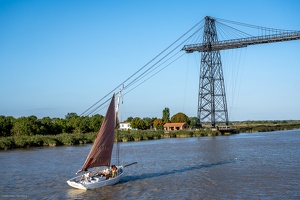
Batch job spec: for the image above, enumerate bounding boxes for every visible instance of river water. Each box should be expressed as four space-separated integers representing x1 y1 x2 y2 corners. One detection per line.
0 130 299 199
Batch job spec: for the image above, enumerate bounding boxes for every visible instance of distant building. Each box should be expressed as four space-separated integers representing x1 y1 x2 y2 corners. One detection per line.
119 122 131 130
163 122 188 131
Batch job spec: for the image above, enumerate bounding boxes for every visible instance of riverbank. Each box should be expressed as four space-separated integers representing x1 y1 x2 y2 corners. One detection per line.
0 129 218 150
1 121 300 150
233 121 300 132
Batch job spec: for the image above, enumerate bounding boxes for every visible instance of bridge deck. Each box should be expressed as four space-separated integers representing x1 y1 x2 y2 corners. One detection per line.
182 31 300 52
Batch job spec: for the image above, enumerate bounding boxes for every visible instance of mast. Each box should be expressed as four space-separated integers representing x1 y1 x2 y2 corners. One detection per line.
115 86 123 166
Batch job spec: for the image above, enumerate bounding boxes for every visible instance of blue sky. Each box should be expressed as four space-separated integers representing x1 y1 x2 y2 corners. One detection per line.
1 0 300 121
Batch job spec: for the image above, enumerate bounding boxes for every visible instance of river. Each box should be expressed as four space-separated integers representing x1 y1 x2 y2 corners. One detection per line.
0 129 299 199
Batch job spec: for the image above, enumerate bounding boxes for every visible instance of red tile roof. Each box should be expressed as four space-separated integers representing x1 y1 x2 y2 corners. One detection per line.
163 122 186 127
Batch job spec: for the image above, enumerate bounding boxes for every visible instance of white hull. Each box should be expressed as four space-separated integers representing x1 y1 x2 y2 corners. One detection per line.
67 166 124 190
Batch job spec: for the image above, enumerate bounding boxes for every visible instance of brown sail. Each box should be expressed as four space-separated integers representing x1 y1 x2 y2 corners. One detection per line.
80 94 115 171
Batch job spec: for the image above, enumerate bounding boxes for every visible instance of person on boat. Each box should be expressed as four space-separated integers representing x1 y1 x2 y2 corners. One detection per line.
84 172 91 182
101 168 111 179
111 165 117 178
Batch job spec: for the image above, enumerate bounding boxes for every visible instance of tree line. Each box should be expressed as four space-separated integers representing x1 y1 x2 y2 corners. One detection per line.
0 108 199 137
0 113 104 137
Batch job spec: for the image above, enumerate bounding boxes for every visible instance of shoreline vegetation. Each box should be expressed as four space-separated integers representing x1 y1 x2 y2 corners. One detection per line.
1 121 300 150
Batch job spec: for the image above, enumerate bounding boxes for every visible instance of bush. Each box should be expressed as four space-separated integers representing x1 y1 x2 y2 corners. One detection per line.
56 133 76 145
14 136 30 148
0 137 14 150
118 132 133 142
84 132 97 143
31 135 44 146
43 136 60 146
132 132 142 141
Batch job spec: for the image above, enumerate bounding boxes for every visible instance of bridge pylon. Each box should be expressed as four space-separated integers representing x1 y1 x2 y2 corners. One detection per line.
197 16 229 128
183 16 300 129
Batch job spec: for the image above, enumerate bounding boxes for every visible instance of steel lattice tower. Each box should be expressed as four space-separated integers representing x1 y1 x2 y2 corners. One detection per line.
198 16 228 127
182 16 300 128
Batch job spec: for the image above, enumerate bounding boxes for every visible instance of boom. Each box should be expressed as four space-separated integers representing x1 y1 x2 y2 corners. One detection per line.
182 31 300 52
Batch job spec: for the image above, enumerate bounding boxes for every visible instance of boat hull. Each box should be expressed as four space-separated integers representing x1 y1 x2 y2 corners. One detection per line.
67 167 124 190
67 166 124 190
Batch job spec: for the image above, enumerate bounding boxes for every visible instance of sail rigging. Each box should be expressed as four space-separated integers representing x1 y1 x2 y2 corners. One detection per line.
80 94 116 171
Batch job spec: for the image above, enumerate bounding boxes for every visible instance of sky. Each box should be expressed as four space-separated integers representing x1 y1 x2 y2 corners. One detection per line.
1 0 300 121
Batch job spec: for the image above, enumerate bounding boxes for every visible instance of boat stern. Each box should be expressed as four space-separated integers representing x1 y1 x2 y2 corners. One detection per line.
67 180 87 190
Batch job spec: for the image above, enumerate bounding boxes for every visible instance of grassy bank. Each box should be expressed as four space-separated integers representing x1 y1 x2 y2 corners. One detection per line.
1 121 300 150
0 129 219 150
0 132 97 150
234 121 300 133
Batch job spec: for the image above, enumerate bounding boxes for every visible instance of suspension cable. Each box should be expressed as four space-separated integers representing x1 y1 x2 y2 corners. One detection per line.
81 18 205 116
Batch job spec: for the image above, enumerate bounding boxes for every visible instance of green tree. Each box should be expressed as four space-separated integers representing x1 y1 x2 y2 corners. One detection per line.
162 107 170 123
52 118 66 133
153 118 164 130
65 112 78 120
39 117 53 135
0 116 14 137
65 113 80 133
126 116 133 122
171 112 190 124
131 117 146 130
142 117 155 129
77 116 91 133
189 117 201 129
12 116 40 136
89 114 104 132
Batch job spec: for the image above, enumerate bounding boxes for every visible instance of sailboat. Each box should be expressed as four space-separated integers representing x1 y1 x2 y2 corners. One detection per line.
67 92 137 190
